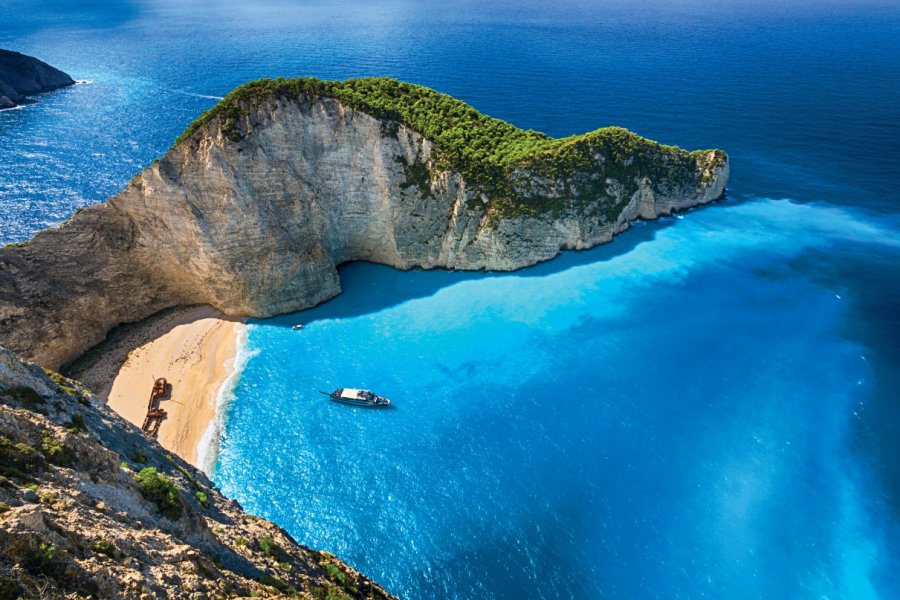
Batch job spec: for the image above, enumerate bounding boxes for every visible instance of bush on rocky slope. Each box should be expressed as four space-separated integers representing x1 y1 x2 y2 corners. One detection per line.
0 346 395 599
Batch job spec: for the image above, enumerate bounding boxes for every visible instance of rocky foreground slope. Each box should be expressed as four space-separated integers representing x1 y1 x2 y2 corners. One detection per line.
0 345 395 599
0 49 74 109
0 77 728 369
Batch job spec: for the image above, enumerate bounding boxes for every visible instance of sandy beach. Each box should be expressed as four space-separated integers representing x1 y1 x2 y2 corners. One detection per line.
66 306 243 467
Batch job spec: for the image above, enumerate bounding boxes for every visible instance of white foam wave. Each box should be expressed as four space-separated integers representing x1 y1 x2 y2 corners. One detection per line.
196 322 257 476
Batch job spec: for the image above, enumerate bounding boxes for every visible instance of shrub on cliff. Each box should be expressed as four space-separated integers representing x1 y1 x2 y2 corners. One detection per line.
65 413 87 433
0 575 24 600
135 467 182 518
195 490 209 508
259 574 296 594
0 385 44 410
41 435 74 467
22 541 60 577
0 435 43 479
258 535 280 558
92 539 115 557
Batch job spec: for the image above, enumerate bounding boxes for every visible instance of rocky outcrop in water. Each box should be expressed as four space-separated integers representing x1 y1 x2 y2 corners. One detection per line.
0 78 728 369
0 49 75 109
0 345 395 599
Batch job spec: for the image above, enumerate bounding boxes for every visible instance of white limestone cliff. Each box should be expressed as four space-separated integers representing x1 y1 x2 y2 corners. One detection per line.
0 90 728 369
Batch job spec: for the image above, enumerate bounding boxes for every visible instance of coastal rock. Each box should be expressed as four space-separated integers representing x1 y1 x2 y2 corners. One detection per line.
0 49 75 109
0 345 396 599
0 78 728 369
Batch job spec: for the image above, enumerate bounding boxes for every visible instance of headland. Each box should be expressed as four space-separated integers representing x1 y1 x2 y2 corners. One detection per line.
0 49 75 109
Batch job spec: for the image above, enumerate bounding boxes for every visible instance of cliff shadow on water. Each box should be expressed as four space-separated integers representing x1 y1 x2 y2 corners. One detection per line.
261 199 732 328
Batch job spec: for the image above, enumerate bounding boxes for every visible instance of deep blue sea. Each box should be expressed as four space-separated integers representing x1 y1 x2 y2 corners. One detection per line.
3 1 900 597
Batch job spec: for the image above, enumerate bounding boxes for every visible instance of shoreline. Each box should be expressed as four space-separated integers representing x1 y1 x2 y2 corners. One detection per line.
66 306 244 468
196 322 251 474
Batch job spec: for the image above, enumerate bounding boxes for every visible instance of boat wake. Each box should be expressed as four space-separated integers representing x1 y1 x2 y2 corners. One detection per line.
169 88 224 101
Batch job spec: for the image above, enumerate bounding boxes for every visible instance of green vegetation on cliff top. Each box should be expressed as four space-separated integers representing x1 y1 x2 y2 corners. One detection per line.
175 77 725 184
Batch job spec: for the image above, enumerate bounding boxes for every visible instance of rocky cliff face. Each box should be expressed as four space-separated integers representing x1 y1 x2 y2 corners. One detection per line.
0 49 75 109
0 346 395 599
0 83 728 369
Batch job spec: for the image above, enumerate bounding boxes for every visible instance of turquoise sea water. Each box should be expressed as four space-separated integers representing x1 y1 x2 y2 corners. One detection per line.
3 1 900 597
210 198 900 598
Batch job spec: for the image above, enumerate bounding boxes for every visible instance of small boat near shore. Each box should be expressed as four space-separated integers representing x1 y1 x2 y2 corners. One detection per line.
320 388 391 407
292 324 304 330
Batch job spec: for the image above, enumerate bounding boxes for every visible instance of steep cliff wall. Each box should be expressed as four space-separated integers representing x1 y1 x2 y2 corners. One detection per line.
0 346 395 599
0 78 728 369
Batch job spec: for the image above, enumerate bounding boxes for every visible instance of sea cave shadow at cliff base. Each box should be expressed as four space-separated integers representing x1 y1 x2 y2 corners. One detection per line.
266 199 736 328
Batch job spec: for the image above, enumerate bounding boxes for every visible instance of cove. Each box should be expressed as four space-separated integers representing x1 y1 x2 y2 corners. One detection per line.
210 197 900 599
